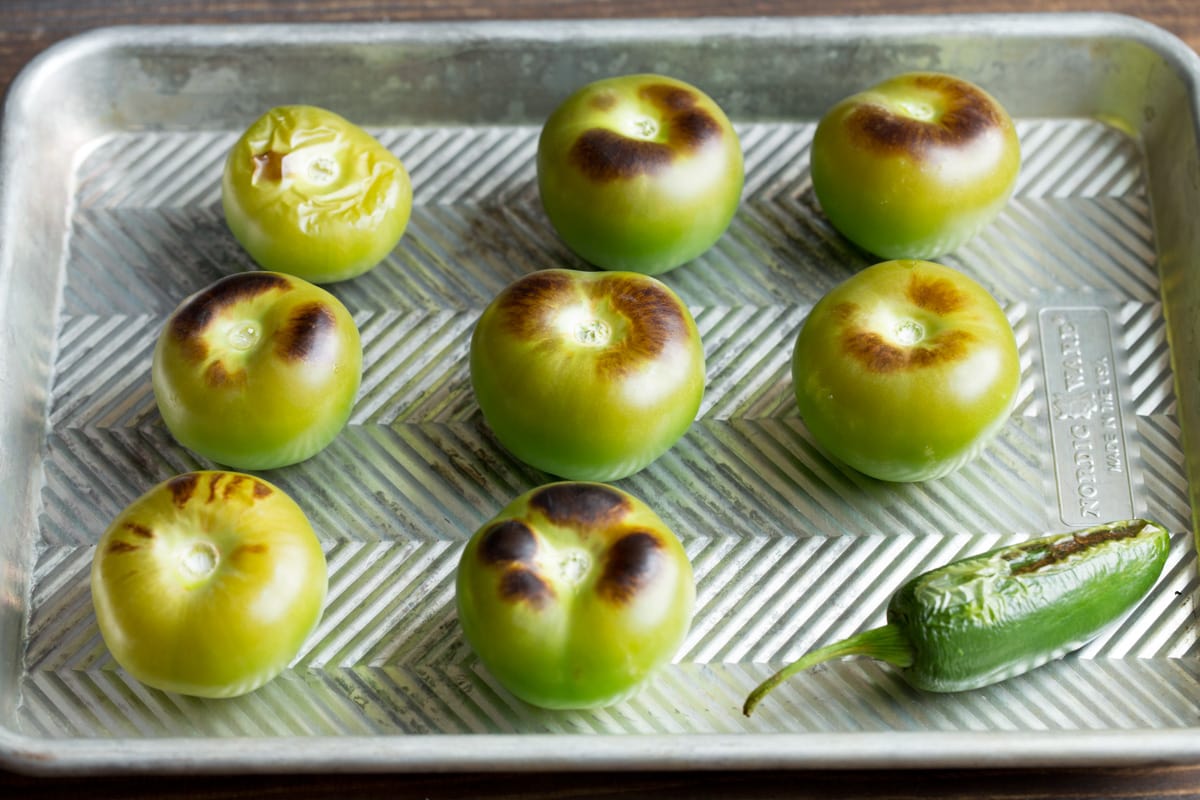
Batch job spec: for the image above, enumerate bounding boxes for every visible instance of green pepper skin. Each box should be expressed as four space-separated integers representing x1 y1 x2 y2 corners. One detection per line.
743 519 1170 715
892 519 1170 691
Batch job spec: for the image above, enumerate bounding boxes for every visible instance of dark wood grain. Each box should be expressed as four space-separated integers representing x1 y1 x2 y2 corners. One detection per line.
6 764 1200 800
3 1 1200 798
7 762 1200 800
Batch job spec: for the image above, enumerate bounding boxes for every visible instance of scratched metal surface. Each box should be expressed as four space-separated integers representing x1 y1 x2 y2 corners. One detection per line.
2 15 1200 774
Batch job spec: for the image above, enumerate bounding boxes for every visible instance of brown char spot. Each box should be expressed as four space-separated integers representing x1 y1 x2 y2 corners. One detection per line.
597 531 663 604
568 82 722 182
639 84 699 113
1075 522 1144 546
604 276 688 374
669 110 722 149
843 329 973 374
222 474 248 499
836 279 973 374
205 361 246 389
204 473 271 501
275 302 337 362
499 568 554 610
843 332 905 373
569 130 674 183
479 520 538 567
530 483 631 528
848 74 1002 157
252 150 285 183
832 301 859 324
123 522 154 539
589 91 618 112
168 272 291 361
907 274 967 316
1009 521 1147 575
107 541 141 555
496 270 574 341
167 473 199 508
234 543 269 557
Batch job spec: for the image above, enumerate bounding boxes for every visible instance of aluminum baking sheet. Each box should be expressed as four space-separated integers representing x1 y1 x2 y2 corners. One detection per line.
3 14 1200 774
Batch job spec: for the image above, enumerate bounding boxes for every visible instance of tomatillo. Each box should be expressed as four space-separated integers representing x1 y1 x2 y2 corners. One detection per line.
152 271 362 471
537 73 744 275
469 268 705 481
91 471 328 698
810 71 1021 260
456 482 695 709
222 104 413 283
792 259 1020 482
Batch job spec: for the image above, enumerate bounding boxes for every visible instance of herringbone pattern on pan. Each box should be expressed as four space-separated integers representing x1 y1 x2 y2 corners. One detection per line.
22 119 1197 738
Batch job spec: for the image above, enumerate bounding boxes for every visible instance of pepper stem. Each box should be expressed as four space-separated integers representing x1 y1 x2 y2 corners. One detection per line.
742 624 915 717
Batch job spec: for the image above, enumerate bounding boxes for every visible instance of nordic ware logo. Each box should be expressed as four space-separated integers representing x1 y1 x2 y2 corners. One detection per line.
1051 389 1100 421
1040 308 1134 526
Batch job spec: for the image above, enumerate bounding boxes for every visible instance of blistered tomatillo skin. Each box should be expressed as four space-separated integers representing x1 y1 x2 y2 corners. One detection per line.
469 268 705 482
91 471 328 698
810 72 1021 260
456 482 695 709
792 260 1020 482
537 73 744 275
222 104 413 283
153 271 362 471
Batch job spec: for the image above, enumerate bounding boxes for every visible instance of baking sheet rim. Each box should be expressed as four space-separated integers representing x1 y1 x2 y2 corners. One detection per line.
4 11 1200 775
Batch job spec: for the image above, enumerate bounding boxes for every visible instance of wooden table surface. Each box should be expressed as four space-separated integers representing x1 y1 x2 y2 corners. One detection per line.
3 1 1200 797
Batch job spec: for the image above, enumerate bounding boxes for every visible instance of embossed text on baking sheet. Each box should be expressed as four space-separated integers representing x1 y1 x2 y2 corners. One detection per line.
1039 308 1134 526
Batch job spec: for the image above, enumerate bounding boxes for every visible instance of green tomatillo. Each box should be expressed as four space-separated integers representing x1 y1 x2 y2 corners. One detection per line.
152 271 362 471
222 104 413 283
469 268 705 482
91 471 328 698
792 259 1020 482
456 481 695 709
810 71 1021 260
537 73 744 275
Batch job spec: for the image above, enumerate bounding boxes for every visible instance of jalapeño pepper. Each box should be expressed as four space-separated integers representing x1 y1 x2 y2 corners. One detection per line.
743 519 1170 716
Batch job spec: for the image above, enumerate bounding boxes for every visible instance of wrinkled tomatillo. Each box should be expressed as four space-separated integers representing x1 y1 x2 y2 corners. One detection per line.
469 268 705 481
153 271 362 471
222 104 413 283
792 260 1020 482
537 73 744 275
457 482 695 709
810 72 1021 260
92 471 328 698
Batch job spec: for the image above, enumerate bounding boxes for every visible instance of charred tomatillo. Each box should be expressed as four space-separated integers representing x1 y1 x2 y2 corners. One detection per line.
456 482 695 709
222 104 413 283
91 471 328 698
152 271 362 471
469 268 705 481
792 260 1019 482
810 72 1020 260
537 74 744 275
